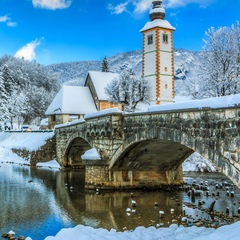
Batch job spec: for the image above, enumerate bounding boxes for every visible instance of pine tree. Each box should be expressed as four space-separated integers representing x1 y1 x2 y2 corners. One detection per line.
2 65 14 96
101 56 109 72
0 72 9 120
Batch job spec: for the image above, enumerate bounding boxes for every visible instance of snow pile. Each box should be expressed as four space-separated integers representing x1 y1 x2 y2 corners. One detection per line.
85 107 122 119
36 160 60 169
0 132 54 151
148 94 240 112
183 152 216 172
0 132 59 168
0 146 27 164
81 148 101 160
55 118 85 129
42 221 240 240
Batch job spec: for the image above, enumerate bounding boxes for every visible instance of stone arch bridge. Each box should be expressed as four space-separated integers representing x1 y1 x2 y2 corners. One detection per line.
55 106 240 189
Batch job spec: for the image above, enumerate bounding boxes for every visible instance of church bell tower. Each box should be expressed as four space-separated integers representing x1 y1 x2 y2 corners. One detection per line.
140 1 175 105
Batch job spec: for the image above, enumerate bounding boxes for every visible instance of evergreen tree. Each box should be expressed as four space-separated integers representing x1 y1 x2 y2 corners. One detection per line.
0 55 61 124
0 72 9 120
105 69 149 112
101 56 109 72
2 65 15 97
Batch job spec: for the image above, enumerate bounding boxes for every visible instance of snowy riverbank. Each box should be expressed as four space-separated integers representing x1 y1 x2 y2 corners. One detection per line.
0 131 60 168
39 221 240 240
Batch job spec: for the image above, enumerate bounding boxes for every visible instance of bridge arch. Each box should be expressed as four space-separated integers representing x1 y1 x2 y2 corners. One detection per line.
110 126 240 186
62 132 93 168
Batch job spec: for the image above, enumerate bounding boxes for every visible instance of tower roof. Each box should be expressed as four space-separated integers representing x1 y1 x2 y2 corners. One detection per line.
140 0 175 32
150 1 165 21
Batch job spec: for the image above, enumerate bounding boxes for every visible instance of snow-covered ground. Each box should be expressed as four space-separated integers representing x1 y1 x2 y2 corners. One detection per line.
0 130 238 240
0 131 60 168
41 221 240 240
183 152 216 172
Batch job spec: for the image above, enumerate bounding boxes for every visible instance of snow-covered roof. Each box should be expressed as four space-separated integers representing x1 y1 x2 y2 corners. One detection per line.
45 86 97 115
140 19 176 32
86 71 119 100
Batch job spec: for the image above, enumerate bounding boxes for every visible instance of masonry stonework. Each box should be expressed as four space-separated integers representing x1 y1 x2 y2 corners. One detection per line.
55 107 240 189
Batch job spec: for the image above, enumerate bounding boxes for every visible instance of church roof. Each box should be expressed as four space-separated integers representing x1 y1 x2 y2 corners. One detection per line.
45 86 97 116
86 71 119 100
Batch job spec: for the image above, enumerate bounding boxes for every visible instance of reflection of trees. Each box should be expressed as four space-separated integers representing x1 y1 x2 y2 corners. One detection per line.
0 165 60 228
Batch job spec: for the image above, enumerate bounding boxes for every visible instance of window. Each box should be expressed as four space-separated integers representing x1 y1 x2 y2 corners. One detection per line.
165 67 168 72
148 35 153 45
165 84 168 89
163 34 168 44
51 115 56 122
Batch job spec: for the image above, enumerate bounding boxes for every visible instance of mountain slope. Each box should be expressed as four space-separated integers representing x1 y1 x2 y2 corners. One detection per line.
45 49 204 88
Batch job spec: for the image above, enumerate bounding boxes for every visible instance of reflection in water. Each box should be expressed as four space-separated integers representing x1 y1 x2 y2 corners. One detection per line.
0 164 239 240
0 164 74 240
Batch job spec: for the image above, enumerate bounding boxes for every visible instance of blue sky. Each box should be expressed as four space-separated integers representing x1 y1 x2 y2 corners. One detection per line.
0 0 239 65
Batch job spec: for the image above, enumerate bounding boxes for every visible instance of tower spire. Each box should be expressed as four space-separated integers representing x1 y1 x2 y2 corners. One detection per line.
150 1 165 21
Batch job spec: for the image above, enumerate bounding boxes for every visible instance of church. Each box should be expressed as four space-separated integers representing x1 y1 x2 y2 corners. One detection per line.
45 1 175 129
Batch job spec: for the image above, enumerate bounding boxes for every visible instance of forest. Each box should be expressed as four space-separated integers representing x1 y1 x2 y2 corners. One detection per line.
0 55 61 128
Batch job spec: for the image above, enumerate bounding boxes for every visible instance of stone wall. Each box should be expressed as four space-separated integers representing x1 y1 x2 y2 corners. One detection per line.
85 165 109 186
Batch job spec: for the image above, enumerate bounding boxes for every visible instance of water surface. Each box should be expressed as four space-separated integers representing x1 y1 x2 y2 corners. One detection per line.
0 163 239 240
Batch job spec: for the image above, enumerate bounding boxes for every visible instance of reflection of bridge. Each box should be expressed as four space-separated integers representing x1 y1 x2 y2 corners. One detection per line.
55 105 240 188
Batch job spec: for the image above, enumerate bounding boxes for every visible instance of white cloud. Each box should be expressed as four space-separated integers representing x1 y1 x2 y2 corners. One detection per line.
0 15 10 22
107 1 131 15
108 0 215 15
32 0 72 10
133 0 151 13
164 0 215 8
7 21 17 27
0 15 17 27
14 39 42 61
108 0 149 15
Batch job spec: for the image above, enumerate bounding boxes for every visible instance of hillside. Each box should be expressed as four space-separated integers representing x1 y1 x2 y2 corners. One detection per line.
45 49 204 88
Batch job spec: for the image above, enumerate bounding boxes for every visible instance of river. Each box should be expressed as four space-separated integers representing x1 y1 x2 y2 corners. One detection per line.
0 163 239 240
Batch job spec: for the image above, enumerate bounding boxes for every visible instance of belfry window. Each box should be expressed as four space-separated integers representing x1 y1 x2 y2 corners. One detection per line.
163 34 168 44
148 35 153 45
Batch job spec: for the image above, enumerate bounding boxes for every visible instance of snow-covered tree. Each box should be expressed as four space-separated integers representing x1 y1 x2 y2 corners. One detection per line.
0 55 61 124
2 65 14 96
200 22 240 98
0 72 9 120
101 56 109 72
105 69 149 112
7 90 27 129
